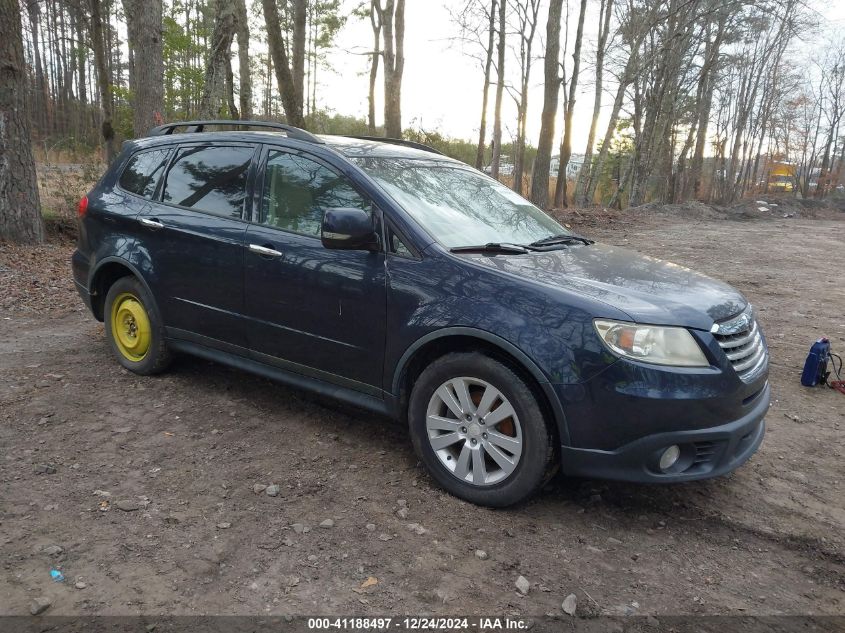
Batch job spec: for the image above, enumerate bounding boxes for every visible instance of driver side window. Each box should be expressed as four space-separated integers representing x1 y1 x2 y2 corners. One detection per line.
261 150 371 237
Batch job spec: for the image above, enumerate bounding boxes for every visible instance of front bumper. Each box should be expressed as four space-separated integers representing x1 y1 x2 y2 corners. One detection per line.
559 382 769 483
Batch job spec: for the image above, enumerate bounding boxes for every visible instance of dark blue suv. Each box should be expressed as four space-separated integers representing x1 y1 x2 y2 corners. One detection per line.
72 121 769 506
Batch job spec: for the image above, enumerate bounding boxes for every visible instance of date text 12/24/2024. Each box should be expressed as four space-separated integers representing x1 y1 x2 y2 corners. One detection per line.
307 617 529 631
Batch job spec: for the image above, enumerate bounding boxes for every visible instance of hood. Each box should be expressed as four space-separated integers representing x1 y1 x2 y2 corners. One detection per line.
458 242 747 330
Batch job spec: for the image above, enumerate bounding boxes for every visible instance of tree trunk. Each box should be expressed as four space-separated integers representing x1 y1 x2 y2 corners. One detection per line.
199 0 237 119
90 0 117 162
553 0 587 207
529 0 563 208
490 0 506 180
123 0 163 137
475 0 497 170
585 53 637 206
291 0 307 108
1 0 45 244
261 0 304 127
225 55 239 119
689 22 724 200
381 0 405 137
368 1 382 134
26 1 49 134
234 0 252 119
575 0 612 206
512 0 540 194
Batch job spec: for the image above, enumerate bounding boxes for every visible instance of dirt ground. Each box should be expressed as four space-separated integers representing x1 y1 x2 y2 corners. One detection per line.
0 210 843 619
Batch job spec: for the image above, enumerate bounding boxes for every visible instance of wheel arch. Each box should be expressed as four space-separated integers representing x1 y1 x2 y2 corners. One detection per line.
88 257 155 322
391 328 571 445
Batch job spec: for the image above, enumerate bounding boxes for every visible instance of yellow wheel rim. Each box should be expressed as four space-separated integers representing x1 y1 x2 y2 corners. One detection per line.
110 292 151 362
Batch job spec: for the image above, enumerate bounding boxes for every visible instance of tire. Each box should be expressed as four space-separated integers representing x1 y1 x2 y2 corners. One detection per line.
103 276 171 375
408 352 554 507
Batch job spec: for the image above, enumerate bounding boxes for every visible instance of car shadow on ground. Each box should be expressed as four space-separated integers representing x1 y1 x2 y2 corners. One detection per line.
167 350 732 523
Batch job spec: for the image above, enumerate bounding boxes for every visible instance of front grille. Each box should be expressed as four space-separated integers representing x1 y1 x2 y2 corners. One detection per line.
713 308 767 381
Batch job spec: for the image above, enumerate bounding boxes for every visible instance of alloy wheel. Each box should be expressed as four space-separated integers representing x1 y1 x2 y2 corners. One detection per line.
425 376 523 486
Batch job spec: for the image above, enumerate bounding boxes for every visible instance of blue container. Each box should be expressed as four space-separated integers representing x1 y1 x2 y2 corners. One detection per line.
801 338 830 386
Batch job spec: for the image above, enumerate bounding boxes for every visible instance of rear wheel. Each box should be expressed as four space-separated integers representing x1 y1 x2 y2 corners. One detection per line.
408 352 554 507
104 276 171 375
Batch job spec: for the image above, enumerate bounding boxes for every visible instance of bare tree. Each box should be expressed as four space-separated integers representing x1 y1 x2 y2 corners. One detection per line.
1 0 45 243
530 0 564 208
450 0 498 169
574 0 614 206
510 0 541 193
89 0 117 161
375 0 405 137
368 0 383 134
584 0 653 206
553 0 588 207
815 38 845 198
489 0 506 179
476 0 497 169
687 8 729 200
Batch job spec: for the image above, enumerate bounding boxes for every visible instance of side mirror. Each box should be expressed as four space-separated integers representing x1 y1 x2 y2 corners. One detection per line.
321 208 379 251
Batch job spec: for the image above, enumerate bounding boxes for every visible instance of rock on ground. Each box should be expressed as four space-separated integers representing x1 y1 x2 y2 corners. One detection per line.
29 596 52 615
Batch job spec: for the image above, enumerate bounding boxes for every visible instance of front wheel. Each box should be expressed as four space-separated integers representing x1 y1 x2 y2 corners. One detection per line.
104 276 171 375
408 352 554 507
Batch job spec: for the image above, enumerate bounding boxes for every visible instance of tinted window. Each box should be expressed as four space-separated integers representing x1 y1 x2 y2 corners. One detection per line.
388 226 413 258
162 146 253 218
262 151 370 237
119 149 170 198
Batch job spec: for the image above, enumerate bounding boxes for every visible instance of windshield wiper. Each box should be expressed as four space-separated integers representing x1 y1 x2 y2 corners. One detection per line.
529 233 594 247
450 242 530 255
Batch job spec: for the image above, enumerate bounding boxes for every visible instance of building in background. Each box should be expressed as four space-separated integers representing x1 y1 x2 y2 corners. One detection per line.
549 154 585 179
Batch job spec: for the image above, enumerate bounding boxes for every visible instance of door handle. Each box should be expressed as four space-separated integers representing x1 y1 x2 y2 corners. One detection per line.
248 243 283 257
139 217 164 230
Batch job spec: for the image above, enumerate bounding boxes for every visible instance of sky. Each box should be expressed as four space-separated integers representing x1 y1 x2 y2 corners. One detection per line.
313 0 845 155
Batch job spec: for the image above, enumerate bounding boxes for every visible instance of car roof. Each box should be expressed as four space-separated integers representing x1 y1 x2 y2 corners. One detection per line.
125 131 459 163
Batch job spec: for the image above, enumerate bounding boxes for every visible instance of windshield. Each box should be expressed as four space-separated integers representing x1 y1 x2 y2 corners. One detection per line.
351 157 568 248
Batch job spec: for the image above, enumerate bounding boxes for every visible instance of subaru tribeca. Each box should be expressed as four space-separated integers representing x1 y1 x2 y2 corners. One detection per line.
71 121 769 507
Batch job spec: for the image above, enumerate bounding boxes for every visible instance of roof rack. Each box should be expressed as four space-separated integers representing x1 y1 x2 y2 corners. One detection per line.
147 120 324 144
347 135 444 156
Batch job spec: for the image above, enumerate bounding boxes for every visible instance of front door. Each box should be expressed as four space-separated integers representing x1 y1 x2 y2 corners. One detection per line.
244 147 386 393
138 143 257 349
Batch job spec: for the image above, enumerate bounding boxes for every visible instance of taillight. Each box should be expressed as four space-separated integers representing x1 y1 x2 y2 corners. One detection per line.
77 195 89 218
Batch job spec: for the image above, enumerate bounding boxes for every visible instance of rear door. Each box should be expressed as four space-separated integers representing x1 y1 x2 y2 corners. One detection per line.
243 146 387 392
137 143 257 349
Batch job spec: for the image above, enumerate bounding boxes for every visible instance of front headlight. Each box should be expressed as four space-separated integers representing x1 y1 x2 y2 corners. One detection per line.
594 319 709 367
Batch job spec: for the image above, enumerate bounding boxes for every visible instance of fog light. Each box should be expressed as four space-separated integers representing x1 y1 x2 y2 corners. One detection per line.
659 445 681 471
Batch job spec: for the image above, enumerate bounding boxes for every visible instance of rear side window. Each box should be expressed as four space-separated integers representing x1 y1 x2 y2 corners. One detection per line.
162 145 253 218
261 150 370 237
119 149 170 199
